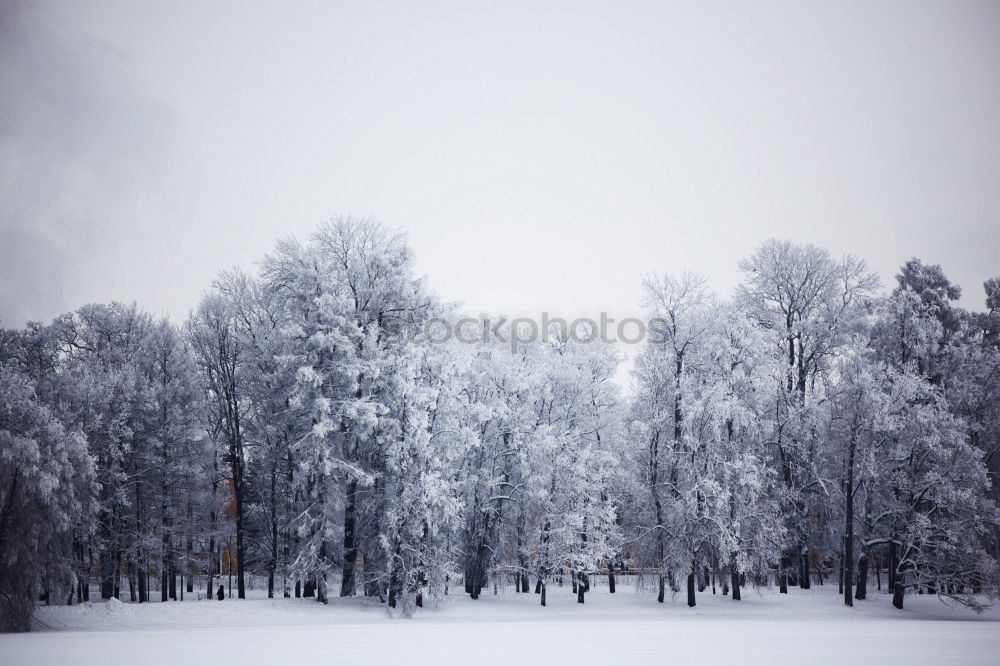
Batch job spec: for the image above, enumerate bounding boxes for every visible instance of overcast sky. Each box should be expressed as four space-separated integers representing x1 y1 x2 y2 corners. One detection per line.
2 0 998 329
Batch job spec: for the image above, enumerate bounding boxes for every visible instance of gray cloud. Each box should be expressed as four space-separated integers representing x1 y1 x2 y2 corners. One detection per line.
0 0 173 326
1 1 998 328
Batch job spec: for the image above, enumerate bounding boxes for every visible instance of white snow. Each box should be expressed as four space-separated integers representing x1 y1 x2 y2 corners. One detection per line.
2 584 998 665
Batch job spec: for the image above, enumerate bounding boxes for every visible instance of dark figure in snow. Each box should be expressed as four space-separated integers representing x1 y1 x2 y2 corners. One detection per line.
217 585 225 601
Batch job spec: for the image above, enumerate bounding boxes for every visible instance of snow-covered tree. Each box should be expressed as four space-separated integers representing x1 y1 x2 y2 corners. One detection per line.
0 367 96 631
736 240 877 590
260 217 433 603
521 335 621 605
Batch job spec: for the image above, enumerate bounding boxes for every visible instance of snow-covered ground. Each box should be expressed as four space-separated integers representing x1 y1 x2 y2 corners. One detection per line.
3 583 998 665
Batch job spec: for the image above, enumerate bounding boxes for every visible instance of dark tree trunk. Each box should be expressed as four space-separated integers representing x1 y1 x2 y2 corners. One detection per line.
608 565 616 594
268 463 278 599
875 551 881 591
534 578 541 594
731 570 741 601
892 573 905 609
234 490 246 599
186 503 194 594
540 582 546 606
317 573 328 604
101 554 115 600
838 550 844 595
113 549 122 598
77 543 90 603
687 569 696 607
844 536 853 607
843 414 857 607
888 541 897 592
206 542 214 601
800 547 811 589
340 480 358 597
207 458 217 601
855 551 868 601
657 574 665 603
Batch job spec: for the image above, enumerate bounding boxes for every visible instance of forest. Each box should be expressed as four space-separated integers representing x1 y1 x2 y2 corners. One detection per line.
1 217 998 632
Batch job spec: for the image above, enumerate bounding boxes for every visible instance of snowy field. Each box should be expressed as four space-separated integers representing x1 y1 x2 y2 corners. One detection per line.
2 584 998 666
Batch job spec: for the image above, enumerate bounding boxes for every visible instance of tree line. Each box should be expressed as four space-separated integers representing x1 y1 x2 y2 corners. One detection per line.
1 218 998 631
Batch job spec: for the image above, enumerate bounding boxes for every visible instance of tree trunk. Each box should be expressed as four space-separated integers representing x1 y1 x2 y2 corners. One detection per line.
888 540 897 592
540 582 546 606
892 572 905 609
843 428 856 607
516 508 529 594
234 489 246 599
838 549 844 595
875 550 881 591
317 574 328 604
268 463 278 599
854 551 868 601
100 552 115 600
207 454 218 601
843 536 853 607
161 561 169 602
687 568 696 607
339 480 358 597
206 536 214 601
226 398 247 600
608 564 616 594
317 538 329 604
800 547 811 589
186 503 194 594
